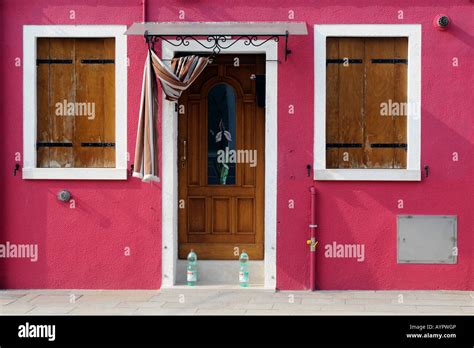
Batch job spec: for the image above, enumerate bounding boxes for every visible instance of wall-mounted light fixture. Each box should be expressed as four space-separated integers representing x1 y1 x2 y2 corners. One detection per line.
434 14 450 30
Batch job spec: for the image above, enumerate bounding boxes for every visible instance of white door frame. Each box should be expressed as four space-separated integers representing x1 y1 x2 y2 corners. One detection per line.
161 39 278 289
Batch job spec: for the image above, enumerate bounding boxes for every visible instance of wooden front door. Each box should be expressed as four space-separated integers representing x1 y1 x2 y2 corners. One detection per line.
178 54 265 260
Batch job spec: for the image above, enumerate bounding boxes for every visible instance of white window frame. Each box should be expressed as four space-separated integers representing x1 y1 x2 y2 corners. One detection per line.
314 24 421 181
22 25 127 180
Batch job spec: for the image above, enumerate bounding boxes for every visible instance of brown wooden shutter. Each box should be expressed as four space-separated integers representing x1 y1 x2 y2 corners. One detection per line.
393 38 408 168
36 38 115 168
37 38 75 168
326 37 408 169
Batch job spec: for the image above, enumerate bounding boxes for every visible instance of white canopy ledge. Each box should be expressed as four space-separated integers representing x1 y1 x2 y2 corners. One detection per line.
125 22 308 36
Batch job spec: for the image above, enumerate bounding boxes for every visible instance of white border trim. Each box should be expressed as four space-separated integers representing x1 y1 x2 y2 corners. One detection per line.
314 24 421 181
161 39 278 289
22 25 128 180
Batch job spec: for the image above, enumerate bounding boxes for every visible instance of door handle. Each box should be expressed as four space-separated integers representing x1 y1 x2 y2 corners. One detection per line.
182 140 187 161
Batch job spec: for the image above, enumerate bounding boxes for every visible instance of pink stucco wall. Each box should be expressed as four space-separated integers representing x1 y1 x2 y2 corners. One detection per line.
0 0 472 290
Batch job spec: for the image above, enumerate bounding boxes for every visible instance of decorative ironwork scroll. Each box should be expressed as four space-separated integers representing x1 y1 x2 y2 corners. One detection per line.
144 30 291 61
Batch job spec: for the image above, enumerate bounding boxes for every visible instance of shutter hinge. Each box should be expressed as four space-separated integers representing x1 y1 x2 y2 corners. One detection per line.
80 142 115 147
80 59 115 64
36 59 73 65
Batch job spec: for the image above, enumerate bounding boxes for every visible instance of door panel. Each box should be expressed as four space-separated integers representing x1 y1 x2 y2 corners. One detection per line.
212 197 232 234
178 54 265 260
236 198 254 234
187 197 206 234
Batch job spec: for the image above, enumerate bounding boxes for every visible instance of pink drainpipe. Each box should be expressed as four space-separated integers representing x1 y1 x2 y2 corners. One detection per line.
309 187 318 291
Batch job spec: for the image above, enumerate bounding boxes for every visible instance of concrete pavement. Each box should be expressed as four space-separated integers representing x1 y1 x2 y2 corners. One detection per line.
0 289 472 315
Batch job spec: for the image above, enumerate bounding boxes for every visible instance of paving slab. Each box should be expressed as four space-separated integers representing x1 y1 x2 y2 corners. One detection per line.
135 308 197 315
319 304 366 312
415 305 463 314
0 304 37 314
116 301 167 309
227 302 274 310
272 303 323 310
195 309 247 315
28 294 83 305
0 289 470 315
460 306 474 314
364 304 418 313
27 306 75 315
301 298 345 305
68 307 138 315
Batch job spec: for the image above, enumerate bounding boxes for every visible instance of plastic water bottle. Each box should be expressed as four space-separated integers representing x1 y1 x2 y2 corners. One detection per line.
239 250 249 287
187 249 198 286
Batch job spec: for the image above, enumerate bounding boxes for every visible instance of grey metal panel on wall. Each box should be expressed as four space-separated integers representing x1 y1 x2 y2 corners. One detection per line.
397 215 457 264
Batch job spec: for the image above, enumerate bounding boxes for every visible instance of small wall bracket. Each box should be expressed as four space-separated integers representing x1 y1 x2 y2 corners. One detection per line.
284 30 291 61
13 163 20 176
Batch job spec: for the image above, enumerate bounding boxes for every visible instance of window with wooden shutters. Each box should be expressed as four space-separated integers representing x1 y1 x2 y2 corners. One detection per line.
326 37 407 169
37 38 115 168
314 25 421 181
23 25 127 180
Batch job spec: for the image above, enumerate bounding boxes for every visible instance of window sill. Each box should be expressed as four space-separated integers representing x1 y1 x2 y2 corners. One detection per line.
22 168 128 180
314 169 421 181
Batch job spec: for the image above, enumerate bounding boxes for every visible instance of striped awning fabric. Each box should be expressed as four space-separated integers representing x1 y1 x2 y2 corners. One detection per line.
133 49 209 182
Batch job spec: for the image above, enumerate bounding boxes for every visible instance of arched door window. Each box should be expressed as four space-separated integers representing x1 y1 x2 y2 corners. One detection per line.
207 83 236 185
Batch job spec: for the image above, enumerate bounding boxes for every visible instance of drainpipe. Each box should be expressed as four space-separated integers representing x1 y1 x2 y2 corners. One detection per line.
307 187 318 291
142 0 147 22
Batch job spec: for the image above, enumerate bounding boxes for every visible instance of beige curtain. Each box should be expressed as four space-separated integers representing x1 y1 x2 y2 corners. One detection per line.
133 49 209 182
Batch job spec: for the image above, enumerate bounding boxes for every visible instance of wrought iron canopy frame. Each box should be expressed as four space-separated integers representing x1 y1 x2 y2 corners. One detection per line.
144 30 292 61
